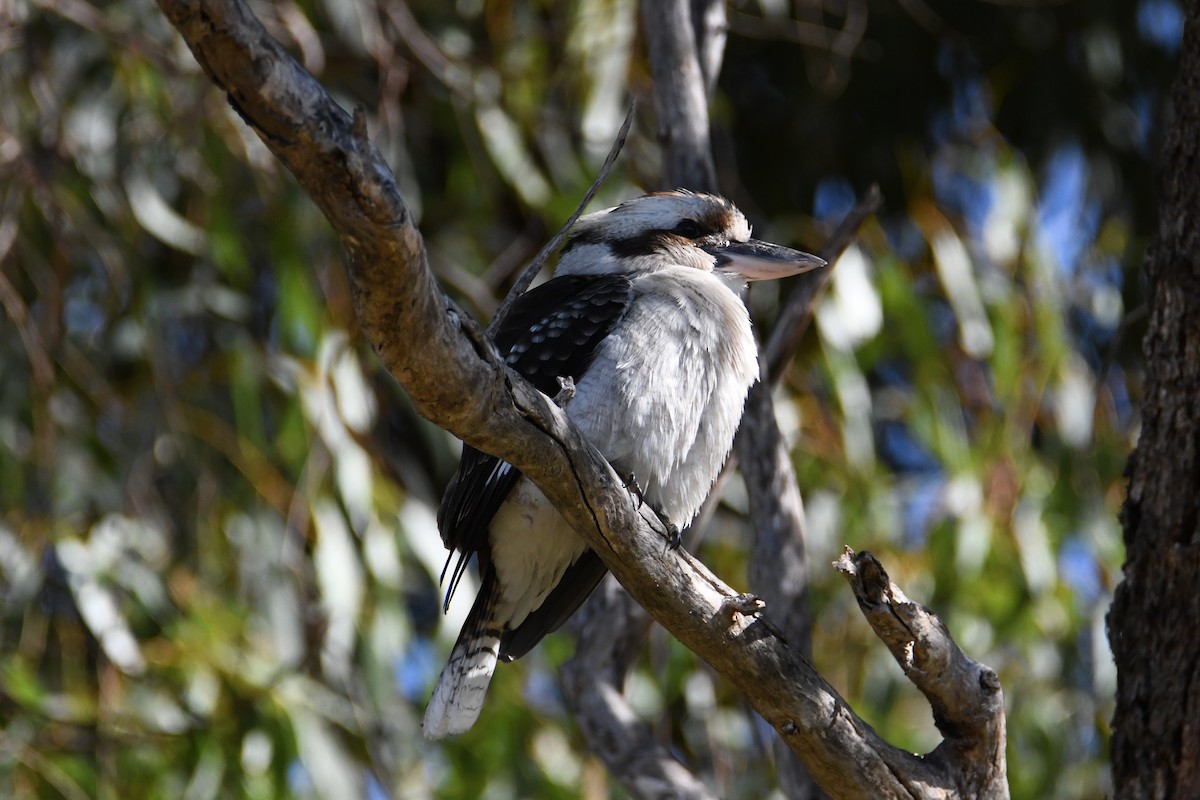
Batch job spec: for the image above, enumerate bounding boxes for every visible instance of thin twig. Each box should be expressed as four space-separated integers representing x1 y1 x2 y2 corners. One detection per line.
727 9 866 58
764 184 882 385
488 102 636 335
385 1 473 98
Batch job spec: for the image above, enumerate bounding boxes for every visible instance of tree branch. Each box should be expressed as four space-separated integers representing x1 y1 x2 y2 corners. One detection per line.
641 0 718 192
690 0 727 102
737 378 824 799
835 550 1009 799
489 103 635 335
764 186 882 386
156 2 1008 796
563 580 717 800
731 187 879 799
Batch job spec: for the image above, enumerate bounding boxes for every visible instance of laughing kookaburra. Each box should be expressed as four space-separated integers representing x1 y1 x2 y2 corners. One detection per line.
424 190 824 738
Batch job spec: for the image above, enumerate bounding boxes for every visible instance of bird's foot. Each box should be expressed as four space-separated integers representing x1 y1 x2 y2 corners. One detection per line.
622 470 646 507
553 376 576 406
622 471 682 549
645 502 681 550
661 518 682 550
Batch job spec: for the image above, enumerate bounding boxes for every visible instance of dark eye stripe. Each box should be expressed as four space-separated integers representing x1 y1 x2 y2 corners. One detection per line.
671 219 706 238
561 212 728 259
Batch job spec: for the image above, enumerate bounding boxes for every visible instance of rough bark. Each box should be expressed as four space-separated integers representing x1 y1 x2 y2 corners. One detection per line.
156 1 1009 796
735 187 880 799
720 183 874 800
1108 2 1200 796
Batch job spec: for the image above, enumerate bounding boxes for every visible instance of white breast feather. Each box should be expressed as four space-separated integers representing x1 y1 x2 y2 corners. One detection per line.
568 267 757 525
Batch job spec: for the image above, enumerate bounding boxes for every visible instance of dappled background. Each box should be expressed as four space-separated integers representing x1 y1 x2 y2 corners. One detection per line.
0 0 1181 797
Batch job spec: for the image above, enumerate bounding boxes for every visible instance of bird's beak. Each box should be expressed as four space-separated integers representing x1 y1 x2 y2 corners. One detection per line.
705 239 826 281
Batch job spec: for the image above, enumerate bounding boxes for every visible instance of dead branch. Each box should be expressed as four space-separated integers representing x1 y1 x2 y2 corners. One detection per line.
835 549 1009 799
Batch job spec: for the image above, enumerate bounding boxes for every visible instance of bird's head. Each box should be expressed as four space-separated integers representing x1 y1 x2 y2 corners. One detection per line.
556 190 825 288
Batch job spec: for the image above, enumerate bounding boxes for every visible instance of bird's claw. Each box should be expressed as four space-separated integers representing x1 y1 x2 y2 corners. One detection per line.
623 471 646 508
623 472 681 548
644 504 681 550
553 376 576 406
663 520 682 550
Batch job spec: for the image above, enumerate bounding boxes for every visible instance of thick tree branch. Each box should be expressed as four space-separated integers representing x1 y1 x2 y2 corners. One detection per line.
732 188 878 800
739 379 824 800
156 1 1007 796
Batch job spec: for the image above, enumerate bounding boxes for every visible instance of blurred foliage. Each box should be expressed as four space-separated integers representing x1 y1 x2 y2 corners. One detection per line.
0 0 1180 798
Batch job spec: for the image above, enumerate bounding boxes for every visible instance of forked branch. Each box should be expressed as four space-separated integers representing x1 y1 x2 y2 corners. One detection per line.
155 1 1008 796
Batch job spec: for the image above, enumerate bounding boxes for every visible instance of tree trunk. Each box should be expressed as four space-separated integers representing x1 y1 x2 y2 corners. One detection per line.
1108 3 1200 797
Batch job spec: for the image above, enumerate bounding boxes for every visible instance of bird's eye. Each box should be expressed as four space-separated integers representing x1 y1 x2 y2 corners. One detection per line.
671 219 705 239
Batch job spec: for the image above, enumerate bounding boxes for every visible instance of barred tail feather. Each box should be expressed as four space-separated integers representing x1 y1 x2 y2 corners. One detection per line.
423 579 503 739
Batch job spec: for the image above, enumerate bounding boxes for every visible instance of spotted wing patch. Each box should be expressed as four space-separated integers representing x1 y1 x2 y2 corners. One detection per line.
495 275 634 394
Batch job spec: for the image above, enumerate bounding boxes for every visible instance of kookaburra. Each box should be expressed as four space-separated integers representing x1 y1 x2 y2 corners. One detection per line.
424 190 824 738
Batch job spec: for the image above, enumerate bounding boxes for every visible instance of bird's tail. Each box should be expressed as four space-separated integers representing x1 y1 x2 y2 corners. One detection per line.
423 576 504 739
